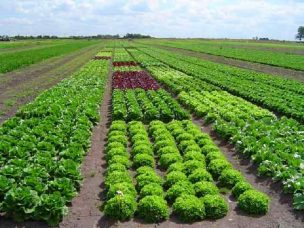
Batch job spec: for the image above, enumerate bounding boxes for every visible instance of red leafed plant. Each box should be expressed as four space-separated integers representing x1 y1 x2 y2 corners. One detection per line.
113 71 160 90
113 61 138 67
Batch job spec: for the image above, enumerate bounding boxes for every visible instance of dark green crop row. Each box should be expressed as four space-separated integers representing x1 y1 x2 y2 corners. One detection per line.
0 40 100 73
0 59 109 225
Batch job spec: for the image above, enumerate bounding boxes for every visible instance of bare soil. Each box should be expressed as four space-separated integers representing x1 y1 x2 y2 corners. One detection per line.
0 43 103 124
155 45 304 83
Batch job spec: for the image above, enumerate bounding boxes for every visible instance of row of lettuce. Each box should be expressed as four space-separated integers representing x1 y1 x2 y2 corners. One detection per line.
103 120 269 222
102 48 270 223
0 57 110 225
138 39 304 71
127 46 304 210
131 45 304 122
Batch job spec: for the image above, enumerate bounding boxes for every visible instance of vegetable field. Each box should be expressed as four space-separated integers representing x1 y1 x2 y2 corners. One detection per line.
0 39 303 228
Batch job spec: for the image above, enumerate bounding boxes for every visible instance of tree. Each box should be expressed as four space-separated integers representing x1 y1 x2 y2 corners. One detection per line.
296 26 304 41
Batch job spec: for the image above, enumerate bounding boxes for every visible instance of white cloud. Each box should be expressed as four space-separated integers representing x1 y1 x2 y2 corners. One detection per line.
0 0 303 40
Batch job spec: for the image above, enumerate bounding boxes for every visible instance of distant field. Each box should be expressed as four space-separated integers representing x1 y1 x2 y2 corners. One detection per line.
139 39 304 71
0 39 100 73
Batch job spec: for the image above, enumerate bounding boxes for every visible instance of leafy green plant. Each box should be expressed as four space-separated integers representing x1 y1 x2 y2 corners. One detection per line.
207 159 232 179
107 182 137 199
237 190 269 214
104 194 137 220
183 160 205 175
164 171 187 188
137 195 169 222
159 153 183 169
201 194 228 219
139 183 164 198
133 154 155 169
218 169 244 189
232 181 253 199
194 181 219 197
166 181 195 203
188 168 213 183
172 194 205 222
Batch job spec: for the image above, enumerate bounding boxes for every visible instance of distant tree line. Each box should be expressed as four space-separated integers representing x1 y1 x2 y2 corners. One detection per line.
0 33 152 41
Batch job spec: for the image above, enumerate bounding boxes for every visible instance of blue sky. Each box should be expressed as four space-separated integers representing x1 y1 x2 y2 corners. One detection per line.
0 0 303 40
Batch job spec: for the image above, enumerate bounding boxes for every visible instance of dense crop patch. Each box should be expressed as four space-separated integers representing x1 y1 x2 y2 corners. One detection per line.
131 46 304 122
112 71 160 90
0 40 99 73
138 39 304 71
112 88 189 122
128 46 303 210
0 59 109 225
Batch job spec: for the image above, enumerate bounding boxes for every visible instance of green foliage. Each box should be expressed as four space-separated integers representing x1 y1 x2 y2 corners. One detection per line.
194 181 219 197
184 151 205 162
173 195 205 222
164 171 187 188
136 173 163 190
133 154 155 169
139 183 164 198
105 171 132 189
107 155 131 168
188 168 213 183
201 194 228 219
218 169 245 189
107 182 137 199
238 190 269 215
136 166 155 176
232 181 253 199
137 196 169 222
167 162 184 173
159 153 183 169
166 181 195 203
207 159 232 179
183 160 205 175
104 194 137 220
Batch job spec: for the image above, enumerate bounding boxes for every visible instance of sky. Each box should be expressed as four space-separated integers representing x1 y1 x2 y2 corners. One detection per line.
0 0 303 40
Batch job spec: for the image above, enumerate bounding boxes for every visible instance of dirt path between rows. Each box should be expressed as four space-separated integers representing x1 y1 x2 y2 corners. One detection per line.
59 56 113 228
0 43 103 124
153 44 304 83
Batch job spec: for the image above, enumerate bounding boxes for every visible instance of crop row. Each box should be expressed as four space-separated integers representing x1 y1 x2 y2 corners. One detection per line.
178 90 304 209
130 46 304 122
138 39 304 71
0 59 110 224
113 65 142 72
114 48 134 62
126 47 304 209
113 61 138 67
112 71 160 90
103 119 270 222
112 88 189 122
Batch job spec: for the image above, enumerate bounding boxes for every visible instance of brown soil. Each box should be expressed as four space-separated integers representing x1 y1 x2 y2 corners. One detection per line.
154 45 304 83
59 54 114 228
0 43 103 124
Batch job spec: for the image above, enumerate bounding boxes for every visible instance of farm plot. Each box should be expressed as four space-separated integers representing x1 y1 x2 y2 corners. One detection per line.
138 39 304 71
128 46 304 211
0 57 110 225
131 46 304 122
